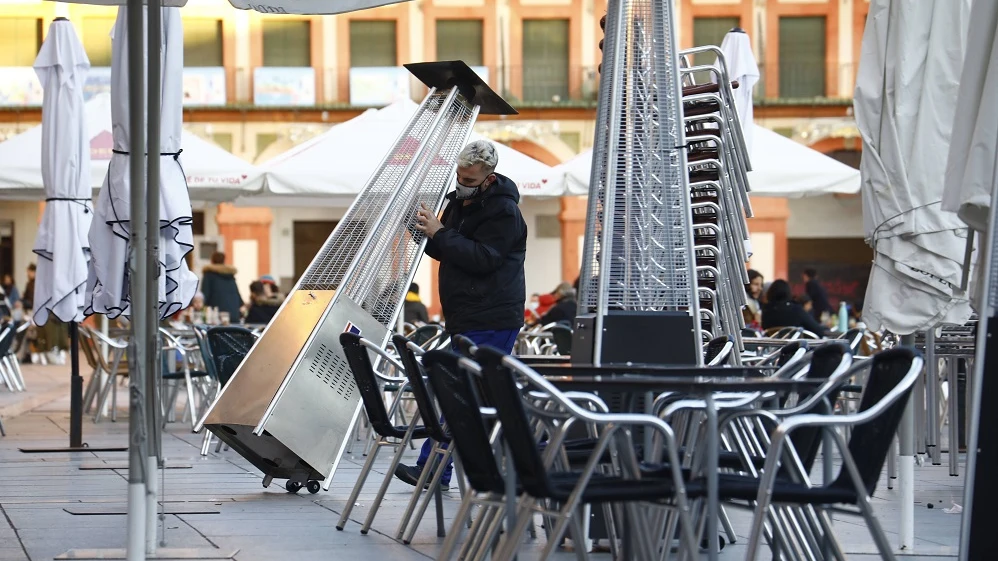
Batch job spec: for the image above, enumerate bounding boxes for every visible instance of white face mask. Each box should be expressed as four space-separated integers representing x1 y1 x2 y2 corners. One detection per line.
11 309 23 322
528 301 539 310
454 176 489 200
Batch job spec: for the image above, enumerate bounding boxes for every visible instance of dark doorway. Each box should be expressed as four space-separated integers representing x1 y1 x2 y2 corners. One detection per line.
0 221 13 281
789 237 873 308
293 221 338 282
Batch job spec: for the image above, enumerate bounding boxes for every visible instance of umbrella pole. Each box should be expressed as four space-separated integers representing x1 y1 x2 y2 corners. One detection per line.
898 333 916 551
69 321 82 448
144 0 163 555
125 0 149 559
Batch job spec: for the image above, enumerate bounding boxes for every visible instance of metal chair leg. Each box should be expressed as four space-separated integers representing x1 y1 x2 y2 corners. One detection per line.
361 428 418 534
402 446 455 544
337 440 384 531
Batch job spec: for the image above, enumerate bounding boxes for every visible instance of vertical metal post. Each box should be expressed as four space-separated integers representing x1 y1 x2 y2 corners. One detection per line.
949 357 961 475
145 2 162 554
898 333 916 550
124 2 148 560
591 0 625 368
68 322 83 448
926 330 941 464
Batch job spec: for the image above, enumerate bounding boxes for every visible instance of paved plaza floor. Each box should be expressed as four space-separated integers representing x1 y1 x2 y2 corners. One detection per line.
0 363 966 560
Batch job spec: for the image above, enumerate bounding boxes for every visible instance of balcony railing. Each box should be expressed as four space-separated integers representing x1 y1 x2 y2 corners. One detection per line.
0 60 859 110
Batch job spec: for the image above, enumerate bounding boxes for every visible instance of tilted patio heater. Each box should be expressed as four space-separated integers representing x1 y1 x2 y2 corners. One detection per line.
197 61 516 490
572 0 703 367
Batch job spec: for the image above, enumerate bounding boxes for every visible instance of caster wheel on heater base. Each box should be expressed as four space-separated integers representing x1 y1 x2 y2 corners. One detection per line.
307 480 321 494
285 480 303 494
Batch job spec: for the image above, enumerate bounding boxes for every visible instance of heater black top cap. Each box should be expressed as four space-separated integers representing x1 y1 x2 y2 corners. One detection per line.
404 60 518 116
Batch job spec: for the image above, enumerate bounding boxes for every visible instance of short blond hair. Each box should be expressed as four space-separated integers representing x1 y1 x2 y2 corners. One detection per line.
457 140 498 172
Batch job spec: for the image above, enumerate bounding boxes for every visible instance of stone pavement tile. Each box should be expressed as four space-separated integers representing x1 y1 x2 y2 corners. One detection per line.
0 548 28 561
232 543 432 561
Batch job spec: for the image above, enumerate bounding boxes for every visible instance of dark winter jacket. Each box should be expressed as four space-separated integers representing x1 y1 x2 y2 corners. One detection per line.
200 264 243 320
245 295 282 325
424 173 527 334
762 300 827 337
805 279 832 319
538 297 577 326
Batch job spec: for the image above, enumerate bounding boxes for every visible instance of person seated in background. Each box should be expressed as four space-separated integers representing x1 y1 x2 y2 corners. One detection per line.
259 275 284 301
244 281 281 325
403 283 429 325
534 283 577 327
795 293 813 315
762 279 827 337
743 269 764 328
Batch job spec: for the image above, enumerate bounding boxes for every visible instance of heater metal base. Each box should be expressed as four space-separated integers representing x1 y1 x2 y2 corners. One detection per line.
572 311 699 366
204 292 386 484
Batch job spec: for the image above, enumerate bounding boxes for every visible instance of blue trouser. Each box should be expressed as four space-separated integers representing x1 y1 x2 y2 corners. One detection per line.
416 328 519 484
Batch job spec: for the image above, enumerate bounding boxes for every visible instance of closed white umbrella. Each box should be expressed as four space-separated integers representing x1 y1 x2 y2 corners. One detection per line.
86 7 197 320
32 19 92 327
854 0 972 551
855 0 973 336
940 5 998 555
713 28 759 154
942 0 998 301
32 18 92 452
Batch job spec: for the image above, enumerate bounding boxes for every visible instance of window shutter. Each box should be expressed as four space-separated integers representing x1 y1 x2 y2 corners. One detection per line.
184 19 224 68
349 21 397 68
436 20 483 66
262 20 312 67
778 16 826 98
522 19 569 102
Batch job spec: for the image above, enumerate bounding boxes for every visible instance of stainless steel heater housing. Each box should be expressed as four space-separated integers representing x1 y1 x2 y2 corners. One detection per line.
197 61 516 488
573 0 703 366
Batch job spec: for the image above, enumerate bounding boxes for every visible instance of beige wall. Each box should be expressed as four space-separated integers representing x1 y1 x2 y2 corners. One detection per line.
0 201 41 291
787 195 865 239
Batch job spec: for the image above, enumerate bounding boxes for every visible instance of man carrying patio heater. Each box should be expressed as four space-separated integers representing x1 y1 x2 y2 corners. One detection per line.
394 139 528 489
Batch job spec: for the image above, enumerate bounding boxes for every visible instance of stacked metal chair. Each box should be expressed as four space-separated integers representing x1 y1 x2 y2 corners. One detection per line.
677 46 754 361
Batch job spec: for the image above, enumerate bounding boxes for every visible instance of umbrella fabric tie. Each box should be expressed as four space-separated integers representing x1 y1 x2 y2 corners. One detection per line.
45 197 92 213
111 148 183 161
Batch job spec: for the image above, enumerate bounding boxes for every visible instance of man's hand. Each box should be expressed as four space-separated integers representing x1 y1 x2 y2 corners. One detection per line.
415 203 444 238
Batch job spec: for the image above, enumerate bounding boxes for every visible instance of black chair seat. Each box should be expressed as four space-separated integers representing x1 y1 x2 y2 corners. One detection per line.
717 473 858 505
162 370 211 380
390 425 432 440
548 471 706 503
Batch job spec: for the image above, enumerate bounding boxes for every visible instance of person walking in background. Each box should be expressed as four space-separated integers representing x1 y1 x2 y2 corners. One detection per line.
201 252 242 322
762 279 827 337
395 139 528 490
802 268 832 321
403 283 429 325
22 263 36 312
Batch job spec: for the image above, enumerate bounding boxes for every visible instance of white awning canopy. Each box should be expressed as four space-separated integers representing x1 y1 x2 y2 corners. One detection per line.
245 98 564 206
557 124 860 198
0 92 261 202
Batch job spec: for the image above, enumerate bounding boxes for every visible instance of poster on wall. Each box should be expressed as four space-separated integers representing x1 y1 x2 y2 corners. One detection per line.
254 67 316 106
183 68 227 106
0 68 44 106
349 67 410 106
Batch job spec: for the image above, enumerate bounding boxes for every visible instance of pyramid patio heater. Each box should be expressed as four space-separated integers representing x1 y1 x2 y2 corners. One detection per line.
572 0 704 367
197 61 516 491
